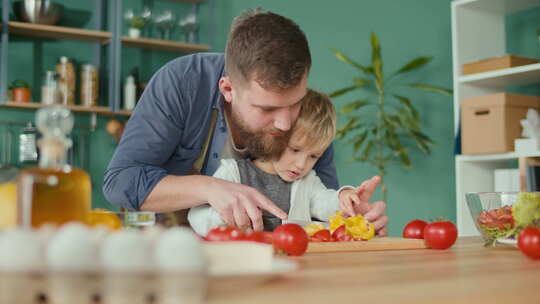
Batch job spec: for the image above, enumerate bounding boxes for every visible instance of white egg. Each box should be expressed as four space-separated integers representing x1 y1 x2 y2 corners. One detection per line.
46 223 98 272
90 225 110 243
101 229 150 273
142 225 165 245
38 223 58 243
0 228 44 272
154 227 206 273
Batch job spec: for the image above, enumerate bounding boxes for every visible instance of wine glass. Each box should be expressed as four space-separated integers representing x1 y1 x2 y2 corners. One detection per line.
153 10 176 40
178 12 199 43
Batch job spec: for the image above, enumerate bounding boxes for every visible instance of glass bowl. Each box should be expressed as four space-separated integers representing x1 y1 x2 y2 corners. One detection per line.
465 192 540 245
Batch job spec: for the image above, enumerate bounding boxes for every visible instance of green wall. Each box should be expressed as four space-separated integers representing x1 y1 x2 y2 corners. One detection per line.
1 1 539 235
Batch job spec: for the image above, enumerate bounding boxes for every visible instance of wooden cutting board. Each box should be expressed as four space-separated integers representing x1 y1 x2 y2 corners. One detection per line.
306 237 427 253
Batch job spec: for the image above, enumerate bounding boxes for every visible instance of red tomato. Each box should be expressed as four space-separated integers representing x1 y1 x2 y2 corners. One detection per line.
331 225 352 242
423 221 458 250
518 226 540 260
403 219 428 239
244 231 274 244
312 229 332 242
273 223 309 256
206 226 244 242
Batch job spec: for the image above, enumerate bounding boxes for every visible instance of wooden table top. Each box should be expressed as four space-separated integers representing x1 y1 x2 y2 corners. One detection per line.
207 237 540 304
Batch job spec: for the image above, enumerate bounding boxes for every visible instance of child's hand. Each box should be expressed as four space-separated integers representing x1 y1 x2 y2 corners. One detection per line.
338 188 361 217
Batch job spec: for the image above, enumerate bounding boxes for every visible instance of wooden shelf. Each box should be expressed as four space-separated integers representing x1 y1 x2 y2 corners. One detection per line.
8 21 111 44
458 63 540 89
1 101 131 116
121 36 210 53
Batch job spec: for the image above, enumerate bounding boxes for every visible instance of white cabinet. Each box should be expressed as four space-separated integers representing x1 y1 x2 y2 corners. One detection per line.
451 0 540 236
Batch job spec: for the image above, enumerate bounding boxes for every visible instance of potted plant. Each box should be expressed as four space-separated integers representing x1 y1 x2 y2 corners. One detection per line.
330 33 452 202
8 79 32 103
125 8 151 39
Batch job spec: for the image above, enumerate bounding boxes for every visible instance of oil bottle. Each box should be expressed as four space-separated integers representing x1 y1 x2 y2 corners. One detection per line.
17 106 91 228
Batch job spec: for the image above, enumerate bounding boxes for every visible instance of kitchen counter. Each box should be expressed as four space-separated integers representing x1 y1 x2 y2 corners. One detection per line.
207 237 540 303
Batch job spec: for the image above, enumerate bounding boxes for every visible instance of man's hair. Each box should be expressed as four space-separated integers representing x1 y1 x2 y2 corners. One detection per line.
225 8 311 90
292 89 336 152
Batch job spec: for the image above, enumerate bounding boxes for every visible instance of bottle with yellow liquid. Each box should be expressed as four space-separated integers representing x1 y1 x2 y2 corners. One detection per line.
0 165 19 228
17 106 91 228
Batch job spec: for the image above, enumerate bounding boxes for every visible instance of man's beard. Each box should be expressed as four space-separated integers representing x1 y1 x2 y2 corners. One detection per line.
231 109 291 160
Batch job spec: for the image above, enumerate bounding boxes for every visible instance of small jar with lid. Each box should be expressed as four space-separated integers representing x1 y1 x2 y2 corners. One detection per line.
80 64 99 107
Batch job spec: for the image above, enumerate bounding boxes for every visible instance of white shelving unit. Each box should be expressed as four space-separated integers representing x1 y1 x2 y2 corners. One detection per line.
451 0 540 236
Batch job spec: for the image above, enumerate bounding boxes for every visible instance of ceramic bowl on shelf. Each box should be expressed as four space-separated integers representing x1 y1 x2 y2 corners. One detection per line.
465 192 540 245
13 0 64 25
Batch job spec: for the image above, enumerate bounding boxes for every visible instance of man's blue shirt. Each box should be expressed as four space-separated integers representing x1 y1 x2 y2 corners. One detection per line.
103 53 339 210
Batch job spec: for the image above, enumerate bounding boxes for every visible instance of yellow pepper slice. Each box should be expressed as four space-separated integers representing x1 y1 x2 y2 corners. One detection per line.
304 223 325 236
329 211 346 232
344 214 376 240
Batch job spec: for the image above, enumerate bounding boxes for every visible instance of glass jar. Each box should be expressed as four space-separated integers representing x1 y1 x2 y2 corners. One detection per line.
56 56 76 105
80 64 99 107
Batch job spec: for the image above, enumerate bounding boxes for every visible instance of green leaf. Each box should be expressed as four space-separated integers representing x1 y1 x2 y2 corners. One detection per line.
411 130 434 144
398 151 412 168
370 32 384 86
398 110 420 131
358 141 374 161
392 56 432 76
9 79 30 89
336 116 361 138
353 77 371 87
340 99 369 114
407 83 453 95
410 131 434 154
329 85 361 98
353 131 369 152
394 95 419 120
332 49 373 75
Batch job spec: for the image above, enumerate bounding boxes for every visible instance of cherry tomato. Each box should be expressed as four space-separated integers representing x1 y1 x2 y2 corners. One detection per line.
273 223 309 256
518 226 540 260
312 229 332 242
206 226 244 242
403 219 428 239
331 225 352 242
423 221 458 250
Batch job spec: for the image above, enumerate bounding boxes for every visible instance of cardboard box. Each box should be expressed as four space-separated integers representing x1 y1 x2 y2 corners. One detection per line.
462 55 539 75
461 93 540 155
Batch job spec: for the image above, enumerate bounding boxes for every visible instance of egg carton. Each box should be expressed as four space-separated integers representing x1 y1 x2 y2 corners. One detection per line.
0 271 206 304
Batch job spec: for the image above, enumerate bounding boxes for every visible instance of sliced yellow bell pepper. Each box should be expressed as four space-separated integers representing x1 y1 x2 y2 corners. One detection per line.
304 223 325 236
329 211 346 232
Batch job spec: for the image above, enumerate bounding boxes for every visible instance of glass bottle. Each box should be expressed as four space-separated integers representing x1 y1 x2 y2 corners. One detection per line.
56 56 76 105
18 122 38 165
41 71 60 105
0 165 19 229
17 106 91 228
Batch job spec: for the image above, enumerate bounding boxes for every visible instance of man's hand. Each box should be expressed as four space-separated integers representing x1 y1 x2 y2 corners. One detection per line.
206 177 288 231
346 176 389 236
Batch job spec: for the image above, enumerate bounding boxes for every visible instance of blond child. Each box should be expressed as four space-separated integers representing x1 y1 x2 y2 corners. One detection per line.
189 89 374 234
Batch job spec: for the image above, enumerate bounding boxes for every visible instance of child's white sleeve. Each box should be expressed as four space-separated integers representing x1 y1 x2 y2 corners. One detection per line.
187 159 241 236
307 172 355 221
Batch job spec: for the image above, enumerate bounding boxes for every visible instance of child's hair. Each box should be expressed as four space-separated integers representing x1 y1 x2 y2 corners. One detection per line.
292 89 336 152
